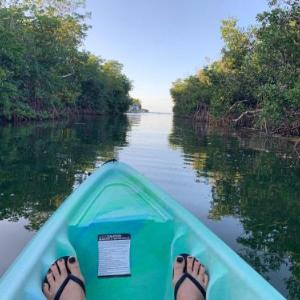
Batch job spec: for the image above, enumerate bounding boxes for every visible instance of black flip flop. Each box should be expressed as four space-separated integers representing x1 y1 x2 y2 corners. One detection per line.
173 253 206 300
43 256 86 300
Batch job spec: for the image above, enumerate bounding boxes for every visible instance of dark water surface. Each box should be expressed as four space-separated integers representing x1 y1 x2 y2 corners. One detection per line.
0 113 299 298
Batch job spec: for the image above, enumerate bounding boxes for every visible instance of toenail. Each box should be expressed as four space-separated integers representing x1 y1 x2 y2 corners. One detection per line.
177 256 184 263
69 256 76 264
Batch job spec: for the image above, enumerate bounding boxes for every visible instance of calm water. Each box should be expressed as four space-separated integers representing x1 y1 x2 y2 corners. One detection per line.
0 113 299 298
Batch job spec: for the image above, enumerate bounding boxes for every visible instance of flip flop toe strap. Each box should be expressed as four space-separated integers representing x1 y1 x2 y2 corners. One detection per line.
174 273 206 299
54 274 85 300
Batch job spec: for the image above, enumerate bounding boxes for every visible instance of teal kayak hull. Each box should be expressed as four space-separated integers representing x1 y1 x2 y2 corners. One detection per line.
0 161 285 299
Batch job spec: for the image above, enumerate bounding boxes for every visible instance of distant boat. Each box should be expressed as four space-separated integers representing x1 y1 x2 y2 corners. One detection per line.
0 161 284 299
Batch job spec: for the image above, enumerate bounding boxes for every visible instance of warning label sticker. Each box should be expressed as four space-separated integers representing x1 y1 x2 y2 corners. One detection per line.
98 234 131 277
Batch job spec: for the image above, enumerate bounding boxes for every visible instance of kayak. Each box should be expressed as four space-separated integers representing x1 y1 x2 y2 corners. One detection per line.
0 161 284 299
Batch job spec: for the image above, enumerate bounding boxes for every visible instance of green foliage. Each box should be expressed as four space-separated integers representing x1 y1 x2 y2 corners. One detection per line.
170 75 211 115
0 1 132 121
100 60 132 114
171 1 300 135
130 98 141 106
75 55 132 114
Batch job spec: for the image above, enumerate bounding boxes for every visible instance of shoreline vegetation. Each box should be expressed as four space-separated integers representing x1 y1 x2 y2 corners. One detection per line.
170 0 300 138
0 0 133 122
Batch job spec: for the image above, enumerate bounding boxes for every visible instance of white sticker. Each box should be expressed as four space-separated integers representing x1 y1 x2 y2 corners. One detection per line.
98 234 131 277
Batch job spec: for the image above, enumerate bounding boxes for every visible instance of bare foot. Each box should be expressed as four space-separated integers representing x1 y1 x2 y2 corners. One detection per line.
43 257 86 300
173 255 208 300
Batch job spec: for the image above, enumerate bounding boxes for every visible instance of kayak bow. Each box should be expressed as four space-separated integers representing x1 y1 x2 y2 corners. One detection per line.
0 161 285 299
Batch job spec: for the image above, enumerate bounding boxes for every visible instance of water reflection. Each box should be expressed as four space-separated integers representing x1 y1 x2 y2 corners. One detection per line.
0 114 299 298
0 115 129 231
169 117 300 299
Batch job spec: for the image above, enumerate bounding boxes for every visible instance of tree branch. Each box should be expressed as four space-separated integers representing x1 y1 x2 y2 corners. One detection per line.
233 109 262 123
61 73 73 78
227 100 249 114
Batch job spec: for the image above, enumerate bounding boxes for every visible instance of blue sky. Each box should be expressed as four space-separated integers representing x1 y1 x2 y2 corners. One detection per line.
83 0 269 112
